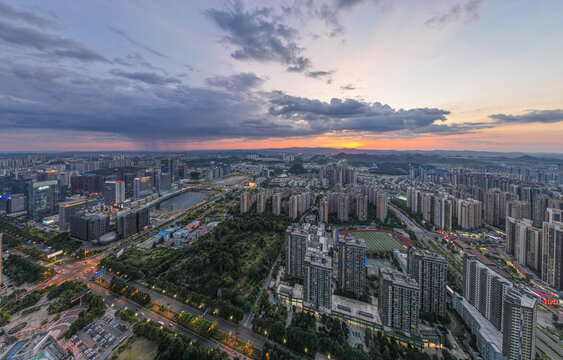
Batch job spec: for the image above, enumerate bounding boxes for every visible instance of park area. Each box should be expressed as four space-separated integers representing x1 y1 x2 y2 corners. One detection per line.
342 230 411 252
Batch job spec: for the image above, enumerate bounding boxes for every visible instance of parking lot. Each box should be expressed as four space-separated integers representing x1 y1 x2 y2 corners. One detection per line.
68 314 132 360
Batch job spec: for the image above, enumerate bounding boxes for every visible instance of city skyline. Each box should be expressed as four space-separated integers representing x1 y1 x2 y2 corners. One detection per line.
0 0 562 152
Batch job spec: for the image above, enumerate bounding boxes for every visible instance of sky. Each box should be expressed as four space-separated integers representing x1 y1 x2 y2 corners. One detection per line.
0 0 562 153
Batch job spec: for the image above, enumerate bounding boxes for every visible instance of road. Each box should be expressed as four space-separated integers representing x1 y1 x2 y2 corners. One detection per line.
128 278 267 349
86 281 248 359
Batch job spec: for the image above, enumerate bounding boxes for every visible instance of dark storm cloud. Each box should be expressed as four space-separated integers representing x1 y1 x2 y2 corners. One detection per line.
425 0 485 28
110 69 180 85
0 61 468 142
205 72 264 92
0 0 56 28
108 26 169 59
490 109 563 124
204 3 313 73
0 21 109 63
267 94 454 134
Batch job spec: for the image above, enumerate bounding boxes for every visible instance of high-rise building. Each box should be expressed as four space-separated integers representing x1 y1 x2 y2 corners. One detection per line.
286 226 308 280
463 254 512 332
433 196 453 230
505 217 542 270
407 248 448 317
59 197 97 230
506 200 532 221
272 193 282 216
70 175 103 194
459 199 482 230
303 251 332 310
541 219 563 290
533 194 549 228
484 189 503 227
378 268 420 333
70 213 109 241
256 191 266 214
155 173 172 195
337 194 349 222
289 194 299 219
27 180 59 219
376 192 388 222
116 206 150 239
502 290 537 360
319 197 329 223
240 191 250 213
355 194 368 221
338 236 367 296
102 180 125 205
0 193 26 214
133 176 153 199
422 193 434 223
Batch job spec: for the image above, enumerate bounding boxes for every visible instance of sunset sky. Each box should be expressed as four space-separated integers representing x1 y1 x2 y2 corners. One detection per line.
0 0 562 152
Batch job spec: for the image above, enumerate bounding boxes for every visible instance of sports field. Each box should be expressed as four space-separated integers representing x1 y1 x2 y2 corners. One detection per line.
348 231 405 251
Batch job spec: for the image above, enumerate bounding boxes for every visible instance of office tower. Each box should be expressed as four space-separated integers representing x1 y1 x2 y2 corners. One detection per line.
506 200 532 221
533 194 549 228
27 180 59 219
116 206 150 239
407 248 448 317
541 220 563 290
502 290 537 360
102 180 125 206
133 176 153 199
272 193 281 216
355 194 368 221
463 254 512 332
58 197 96 231
319 197 329 223
289 194 299 219
136 206 150 230
256 191 266 214
459 199 482 230
303 251 332 310
70 175 103 194
337 194 349 222
0 194 26 214
240 191 250 213
70 213 109 241
286 226 308 279
433 196 453 230
378 268 420 333
505 217 542 270
155 173 172 195
338 236 367 296
376 192 388 222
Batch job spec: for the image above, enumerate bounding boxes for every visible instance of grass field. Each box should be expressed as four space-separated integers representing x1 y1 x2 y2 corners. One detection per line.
348 231 405 251
111 336 157 360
